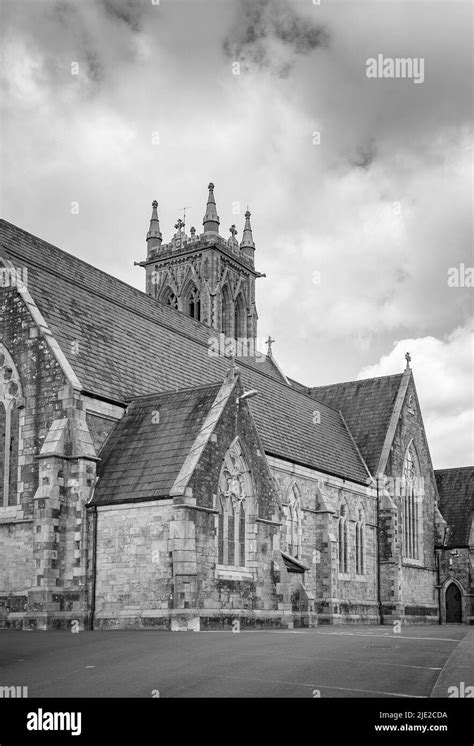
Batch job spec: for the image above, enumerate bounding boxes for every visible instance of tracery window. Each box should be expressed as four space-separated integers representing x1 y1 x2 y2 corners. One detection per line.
216 440 252 567
187 285 201 321
221 284 232 337
0 345 22 507
402 444 421 560
338 504 348 573
163 287 178 309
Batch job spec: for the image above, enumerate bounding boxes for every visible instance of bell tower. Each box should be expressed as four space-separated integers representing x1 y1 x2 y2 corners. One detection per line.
136 183 264 343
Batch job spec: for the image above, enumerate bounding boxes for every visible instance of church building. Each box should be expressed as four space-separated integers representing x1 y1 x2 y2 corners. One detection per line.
0 183 472 630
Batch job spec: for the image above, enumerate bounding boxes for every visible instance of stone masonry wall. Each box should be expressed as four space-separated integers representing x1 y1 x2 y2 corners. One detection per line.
0 285 69 626
271 460 378 624
383 378 438 622
94 501 174 629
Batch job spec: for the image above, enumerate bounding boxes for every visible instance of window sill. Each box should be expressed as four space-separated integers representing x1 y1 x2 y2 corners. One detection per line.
338 573 351 580
0 504 26 524
402 559 424 568
216 565 253 581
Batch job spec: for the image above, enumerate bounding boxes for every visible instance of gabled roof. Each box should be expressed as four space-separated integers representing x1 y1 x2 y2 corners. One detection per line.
435 467 474 547
0 219 369 484
309 374 404 475
92 383 222 505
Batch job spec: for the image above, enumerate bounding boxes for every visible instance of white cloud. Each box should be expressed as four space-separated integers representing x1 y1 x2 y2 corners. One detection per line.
358 322 474 468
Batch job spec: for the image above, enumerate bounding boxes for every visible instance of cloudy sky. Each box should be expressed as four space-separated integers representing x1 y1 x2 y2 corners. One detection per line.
1 0 472 467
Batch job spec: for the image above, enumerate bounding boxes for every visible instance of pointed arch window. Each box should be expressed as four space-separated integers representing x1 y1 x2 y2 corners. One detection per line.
216 440 252 568
355 508 365 575
285 484 301 559
162 287 178 309
234 293 246 339
188 285 201 321
0 346 22 507
338 504 348 573
402 444 422 560
221 284 232 337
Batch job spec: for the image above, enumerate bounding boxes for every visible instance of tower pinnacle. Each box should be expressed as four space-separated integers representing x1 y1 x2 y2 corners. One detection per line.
146 200 162 256
240 209 255 264
202 182 220 234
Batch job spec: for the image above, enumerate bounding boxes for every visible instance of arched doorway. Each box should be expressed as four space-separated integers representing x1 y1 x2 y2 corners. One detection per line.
445 582 462 623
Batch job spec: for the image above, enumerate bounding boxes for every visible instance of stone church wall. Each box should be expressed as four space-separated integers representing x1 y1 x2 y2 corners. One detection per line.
94 501 175 629
438 548 473 624
382 379 438 623
0 287 69 627
270 459 379 624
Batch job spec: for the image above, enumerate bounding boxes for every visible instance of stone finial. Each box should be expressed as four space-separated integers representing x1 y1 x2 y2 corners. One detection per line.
227 224 239 252
202 182 220 234
240 209 255 250
240 208 255 265
146 199 162 255
405 351 411 369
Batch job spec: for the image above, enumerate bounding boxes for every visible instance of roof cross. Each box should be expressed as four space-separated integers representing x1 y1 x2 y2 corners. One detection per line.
265 336 275 356
405 351 411 369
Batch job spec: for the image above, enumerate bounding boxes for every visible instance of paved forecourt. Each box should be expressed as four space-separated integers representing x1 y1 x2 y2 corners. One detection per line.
0 625 470 699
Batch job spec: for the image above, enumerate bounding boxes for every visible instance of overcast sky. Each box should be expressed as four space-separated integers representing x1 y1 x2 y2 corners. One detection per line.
1 0 472 468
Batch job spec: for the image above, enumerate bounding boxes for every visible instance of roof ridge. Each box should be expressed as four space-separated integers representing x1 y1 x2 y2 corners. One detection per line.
126 380 223 402
311 372 404 389
0 219 155 298
435 466 474 473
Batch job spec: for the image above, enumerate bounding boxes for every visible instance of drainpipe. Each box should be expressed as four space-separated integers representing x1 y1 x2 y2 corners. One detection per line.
86 502 98 632
89 505 98 631
436 548 442 625
376 475 384 625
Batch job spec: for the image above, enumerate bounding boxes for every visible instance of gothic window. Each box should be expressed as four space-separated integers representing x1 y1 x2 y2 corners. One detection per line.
234 293 246 339
187 285 201 321
216 439 252 567
221 284 232 337
285 484 301 558
162 287 178 309
402 443 421 560
0 346 22 507
338 504 348 573
355 508 365 574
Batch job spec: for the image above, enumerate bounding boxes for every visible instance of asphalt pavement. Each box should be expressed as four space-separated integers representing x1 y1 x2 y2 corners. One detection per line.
0 624 471 698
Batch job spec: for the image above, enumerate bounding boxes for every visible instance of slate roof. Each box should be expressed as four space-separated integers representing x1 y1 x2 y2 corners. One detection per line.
93 383 221 504
309 374 403 475
0 219 371 484
435 467 474 547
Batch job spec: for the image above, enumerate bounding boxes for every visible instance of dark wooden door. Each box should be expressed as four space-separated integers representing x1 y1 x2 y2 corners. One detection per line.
446 583 462 623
